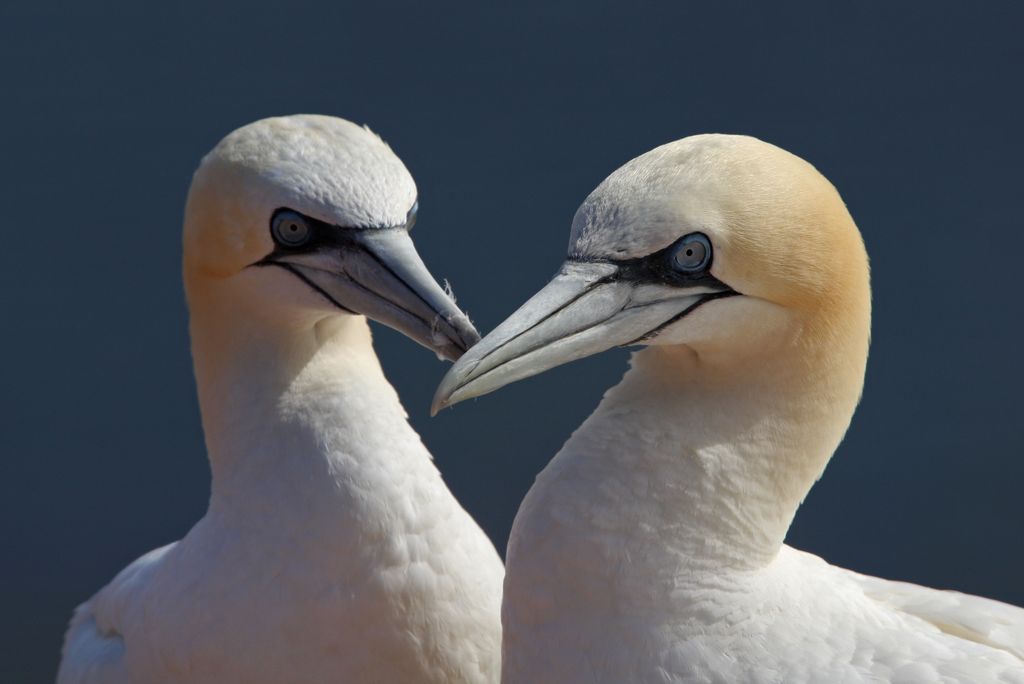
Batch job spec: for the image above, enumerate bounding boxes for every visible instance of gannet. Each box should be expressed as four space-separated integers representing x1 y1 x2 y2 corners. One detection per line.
57 115 503 684
434 135 1024 683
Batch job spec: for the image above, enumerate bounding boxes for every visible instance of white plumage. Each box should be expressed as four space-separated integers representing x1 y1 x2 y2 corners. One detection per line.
58 115 503 684
435 134 1024 683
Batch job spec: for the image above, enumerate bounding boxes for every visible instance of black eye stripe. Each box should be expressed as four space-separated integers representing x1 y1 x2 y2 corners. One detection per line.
570 232 723 289
265 205 419 254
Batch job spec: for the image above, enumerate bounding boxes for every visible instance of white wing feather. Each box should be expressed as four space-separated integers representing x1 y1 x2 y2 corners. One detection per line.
847 569 1024 662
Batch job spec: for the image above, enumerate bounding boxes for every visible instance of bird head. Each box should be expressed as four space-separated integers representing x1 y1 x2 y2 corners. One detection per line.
433 134 870 412
183 114 478 361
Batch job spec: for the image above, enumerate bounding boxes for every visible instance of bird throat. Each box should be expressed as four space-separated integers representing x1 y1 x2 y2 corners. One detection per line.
540 341 862 575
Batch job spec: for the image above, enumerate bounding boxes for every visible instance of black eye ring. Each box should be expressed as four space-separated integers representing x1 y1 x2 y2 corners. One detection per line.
670 233 712 272
271 210 313 248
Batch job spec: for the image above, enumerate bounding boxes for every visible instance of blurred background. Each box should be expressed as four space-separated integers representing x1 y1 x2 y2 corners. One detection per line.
2 1 1023 680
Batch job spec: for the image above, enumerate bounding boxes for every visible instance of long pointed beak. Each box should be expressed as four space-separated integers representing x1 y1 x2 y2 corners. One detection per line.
269 230 479 361
431 261 733 413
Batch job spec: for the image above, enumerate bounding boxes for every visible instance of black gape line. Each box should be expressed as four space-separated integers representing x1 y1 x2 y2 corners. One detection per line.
625 290 739 345
271 262 357 314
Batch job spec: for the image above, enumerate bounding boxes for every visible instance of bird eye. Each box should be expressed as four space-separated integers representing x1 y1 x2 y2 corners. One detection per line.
406 200 419 231
271 211 313 247
670 233 712 272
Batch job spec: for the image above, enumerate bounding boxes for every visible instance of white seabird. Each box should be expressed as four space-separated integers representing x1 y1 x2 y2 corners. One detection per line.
58 115 503 684
434 135 1024 683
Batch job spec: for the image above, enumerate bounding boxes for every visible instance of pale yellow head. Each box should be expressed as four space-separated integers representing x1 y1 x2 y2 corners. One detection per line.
185 115 416 280
182 115 477 361
434 134 871 410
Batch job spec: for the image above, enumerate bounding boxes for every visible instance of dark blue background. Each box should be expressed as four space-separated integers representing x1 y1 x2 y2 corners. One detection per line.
2 2 1022 681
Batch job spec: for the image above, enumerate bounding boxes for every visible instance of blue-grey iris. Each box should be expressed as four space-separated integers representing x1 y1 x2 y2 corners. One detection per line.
271 210 313 247
671 233 711 272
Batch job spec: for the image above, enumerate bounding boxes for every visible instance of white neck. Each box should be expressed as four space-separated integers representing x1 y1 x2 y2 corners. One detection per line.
524 324 866 583
186 279 433 537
